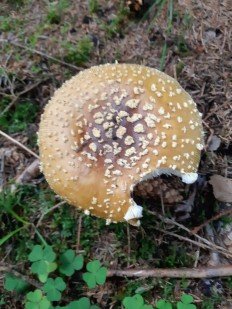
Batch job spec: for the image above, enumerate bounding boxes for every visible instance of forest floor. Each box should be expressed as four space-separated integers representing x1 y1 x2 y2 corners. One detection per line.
0 0 232 308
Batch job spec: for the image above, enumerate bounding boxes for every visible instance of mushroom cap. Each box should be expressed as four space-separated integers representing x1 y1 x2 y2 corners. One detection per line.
38 63 203 225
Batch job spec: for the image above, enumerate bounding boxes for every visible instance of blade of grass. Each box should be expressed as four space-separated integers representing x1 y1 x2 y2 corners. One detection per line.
0 226 26 246
34 228 48 246
159 0 173 71
167 0 173 33
3 210 48 246
159 41 167 71
8 209 29 225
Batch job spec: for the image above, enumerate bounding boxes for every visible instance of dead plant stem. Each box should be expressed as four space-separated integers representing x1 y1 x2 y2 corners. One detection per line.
107 265 232 278
36 201 66 227
1 39 84 71
0 130 39 159
148 210 232 258
191 208 232 234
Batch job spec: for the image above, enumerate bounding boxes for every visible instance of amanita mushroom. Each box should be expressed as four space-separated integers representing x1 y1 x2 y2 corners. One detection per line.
38 63 203 226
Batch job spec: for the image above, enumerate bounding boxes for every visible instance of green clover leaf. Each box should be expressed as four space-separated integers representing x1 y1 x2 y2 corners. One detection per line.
38 262 57 283
31 260 48 275
43 277 66 301
56 297 100 309
123 294 153 309
83 273 95 289
25 289 51 309
86 260 101 273
29 245 56 263
59 249 83 276
4 274 29 293
43 246 56 262
83 260 107 289
28 245 44 262
177 294 196 309
29 245 57 282
156 299 172 309
95 267 107 285
66 297 100 309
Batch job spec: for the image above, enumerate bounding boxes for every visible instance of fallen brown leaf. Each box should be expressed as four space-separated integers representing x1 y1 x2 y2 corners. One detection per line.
209 175 232 203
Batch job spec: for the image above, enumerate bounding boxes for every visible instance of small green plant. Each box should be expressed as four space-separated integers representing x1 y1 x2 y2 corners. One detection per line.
123 294 153 309
4 245 104 308
176 36 189 56
83 260 107 289
0 99 39 134
0 15 23 32
122 294 197 309
46 0 69 24
3 242 198 308
177 294 196 309
59 249 83 276
156 299 172 309
43 277 66 301
29 245 57 283
25 289 51 309
88 0 99 14
58 297 100 309
4 274 29 293
101 3 129 38
63 36 93 65
0 16 12 32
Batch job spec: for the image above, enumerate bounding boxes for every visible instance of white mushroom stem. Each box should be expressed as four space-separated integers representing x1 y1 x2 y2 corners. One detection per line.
181 173 198 184
124 203 143 226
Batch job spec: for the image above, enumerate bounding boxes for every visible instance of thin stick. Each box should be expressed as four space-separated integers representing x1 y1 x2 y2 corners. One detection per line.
1 39 84 71
0 130 39 159
16 159 40 184
155 227 232 258
194 249 200 268
76 215 83 253
107 265 232 278
0 264 41 289
36 200 66 227
191 208 232 234
148 210 232 257
127 224 131 267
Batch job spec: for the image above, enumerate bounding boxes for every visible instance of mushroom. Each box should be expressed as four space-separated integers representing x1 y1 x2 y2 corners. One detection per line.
38 63 203 226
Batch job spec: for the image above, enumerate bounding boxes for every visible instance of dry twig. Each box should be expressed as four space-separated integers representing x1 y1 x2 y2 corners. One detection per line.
76 214 83 254
154 226 227 255
0 130 39 159
107 265 232 278
1 39 84 72
0 264 41 289
127 224 131 267
148 210 232 258
191 208 232 234
15 159 40 184
36 200 66 228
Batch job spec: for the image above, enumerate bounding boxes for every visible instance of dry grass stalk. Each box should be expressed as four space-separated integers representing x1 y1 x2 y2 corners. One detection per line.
0 130 39 159
107 265 232 278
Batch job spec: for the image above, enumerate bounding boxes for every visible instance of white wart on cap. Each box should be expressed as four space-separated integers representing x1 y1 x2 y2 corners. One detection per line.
38 63 203 226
